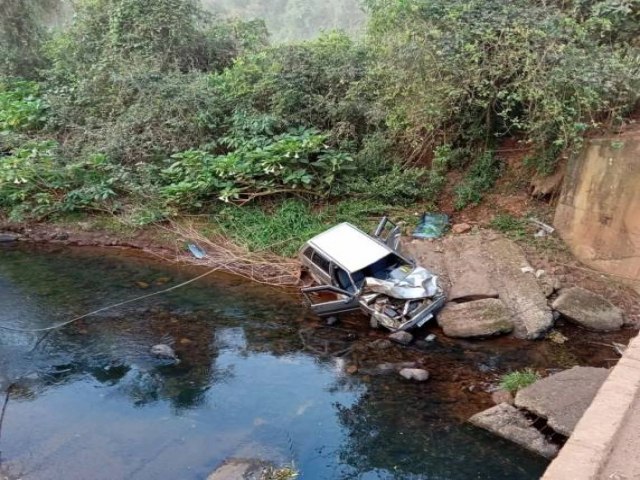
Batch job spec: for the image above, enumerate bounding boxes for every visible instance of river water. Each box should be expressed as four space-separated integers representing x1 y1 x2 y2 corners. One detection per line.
2 243 624 479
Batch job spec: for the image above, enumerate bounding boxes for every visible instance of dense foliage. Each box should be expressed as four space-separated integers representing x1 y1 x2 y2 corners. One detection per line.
208 0 365 42
1 0 638 245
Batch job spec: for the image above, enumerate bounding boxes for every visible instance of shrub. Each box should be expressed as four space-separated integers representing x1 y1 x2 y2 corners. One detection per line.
209 31 372 141
365 0 640 170
0 80 49 132
160 128 354 207
490 213 529 239
454 151 502 210
499 369 540 393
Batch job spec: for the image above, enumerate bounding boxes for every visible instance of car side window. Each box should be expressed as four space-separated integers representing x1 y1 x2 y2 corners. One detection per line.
311 252 330 273
302 246 314 260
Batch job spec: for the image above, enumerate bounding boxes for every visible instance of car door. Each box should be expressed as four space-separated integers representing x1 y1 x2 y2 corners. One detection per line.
301 284 362 317
301 262 361 317
373 216 401 251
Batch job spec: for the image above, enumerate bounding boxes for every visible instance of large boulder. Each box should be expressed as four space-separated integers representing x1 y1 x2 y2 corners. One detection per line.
469 403 559 458
551 287 624 331
514 366 610 436
437 298 513 338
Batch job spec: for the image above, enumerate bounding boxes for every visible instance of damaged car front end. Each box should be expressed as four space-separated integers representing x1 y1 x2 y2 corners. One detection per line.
299 217 446 331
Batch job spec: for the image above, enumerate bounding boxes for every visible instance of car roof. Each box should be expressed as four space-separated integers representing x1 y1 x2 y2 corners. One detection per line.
306 222 393 273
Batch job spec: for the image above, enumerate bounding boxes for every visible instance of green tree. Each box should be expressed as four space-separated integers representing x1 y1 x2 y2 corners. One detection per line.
0 0 61 78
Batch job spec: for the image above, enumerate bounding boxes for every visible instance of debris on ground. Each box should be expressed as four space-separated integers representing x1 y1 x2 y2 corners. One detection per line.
546 330 569 345
188 243 207 259
514 366 610 437
469 403 559 458
399 368 429 381
552 287 625 331
150 344 179 362
412 213 450 239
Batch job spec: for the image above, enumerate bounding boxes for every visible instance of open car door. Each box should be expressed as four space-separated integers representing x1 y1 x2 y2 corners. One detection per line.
301 285 361 317
373 216 402 251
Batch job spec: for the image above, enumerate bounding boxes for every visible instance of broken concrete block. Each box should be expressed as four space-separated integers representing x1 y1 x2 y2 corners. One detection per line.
469 403 559 458
484 236 554 339
552 287 624 331
515 366 610 436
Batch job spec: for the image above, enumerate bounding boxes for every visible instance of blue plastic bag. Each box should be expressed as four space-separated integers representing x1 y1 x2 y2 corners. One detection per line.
412 213 450 239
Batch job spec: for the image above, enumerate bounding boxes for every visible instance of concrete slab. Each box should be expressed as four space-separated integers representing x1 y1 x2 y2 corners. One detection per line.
515 366 610 436
469 403 559 459
484 235 554 339
442 234 499 301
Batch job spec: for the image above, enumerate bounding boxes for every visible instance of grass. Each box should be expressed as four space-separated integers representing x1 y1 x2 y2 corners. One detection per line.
490 213 529 240
206 198 407 257
499 369 540 393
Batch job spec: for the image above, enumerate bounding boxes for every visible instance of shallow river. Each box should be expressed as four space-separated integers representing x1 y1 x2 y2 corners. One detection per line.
2 244 627 479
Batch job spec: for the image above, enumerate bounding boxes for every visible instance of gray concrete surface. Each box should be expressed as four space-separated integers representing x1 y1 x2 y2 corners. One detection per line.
515 366 610 437
543 333 640 479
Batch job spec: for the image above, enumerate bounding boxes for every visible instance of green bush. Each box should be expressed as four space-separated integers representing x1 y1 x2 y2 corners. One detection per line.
365 0 640 171
209 31 372 141
454 151 502 210
499 369 540 393
0 80 49 132
0 140 145 220
160 128 354 207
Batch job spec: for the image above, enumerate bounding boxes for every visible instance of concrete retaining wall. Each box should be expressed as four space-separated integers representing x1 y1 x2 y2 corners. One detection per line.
554 136 640 285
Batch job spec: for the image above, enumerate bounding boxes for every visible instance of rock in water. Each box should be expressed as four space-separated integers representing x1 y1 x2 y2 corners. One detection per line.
399 368 429 382
388 331 413 345
150 344 178 361
514 366 610 436
469 403 559 459
437 298 514 338
551 287 624 331
207 458 269 480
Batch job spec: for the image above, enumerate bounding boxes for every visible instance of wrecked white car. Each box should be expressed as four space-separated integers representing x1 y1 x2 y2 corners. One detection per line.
299 217 446 331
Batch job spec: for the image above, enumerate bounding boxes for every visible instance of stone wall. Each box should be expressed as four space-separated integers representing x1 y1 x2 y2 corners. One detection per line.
554 135 640 286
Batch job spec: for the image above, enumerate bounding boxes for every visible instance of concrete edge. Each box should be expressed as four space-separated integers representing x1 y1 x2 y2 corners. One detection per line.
543 333 640 479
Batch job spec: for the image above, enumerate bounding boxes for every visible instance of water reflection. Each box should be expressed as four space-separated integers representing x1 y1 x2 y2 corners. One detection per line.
0 244 548 479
